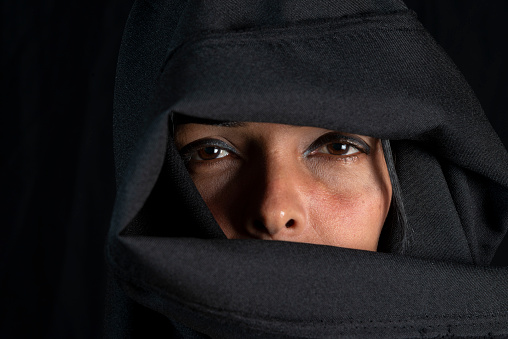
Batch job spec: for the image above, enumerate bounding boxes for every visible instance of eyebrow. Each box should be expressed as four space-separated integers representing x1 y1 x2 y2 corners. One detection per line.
173 113 247 128
216 121 247 128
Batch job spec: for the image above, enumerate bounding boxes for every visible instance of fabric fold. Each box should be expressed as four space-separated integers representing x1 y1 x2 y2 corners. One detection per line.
109 0 508 337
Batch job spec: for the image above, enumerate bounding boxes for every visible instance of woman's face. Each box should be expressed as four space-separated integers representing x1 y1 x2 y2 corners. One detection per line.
175 121 392 251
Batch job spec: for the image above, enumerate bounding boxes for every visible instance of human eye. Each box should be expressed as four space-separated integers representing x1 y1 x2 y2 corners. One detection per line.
178 138 236 163
305 132 371 158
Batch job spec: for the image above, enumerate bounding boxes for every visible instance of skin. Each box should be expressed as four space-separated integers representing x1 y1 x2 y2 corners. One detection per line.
174 122 392 251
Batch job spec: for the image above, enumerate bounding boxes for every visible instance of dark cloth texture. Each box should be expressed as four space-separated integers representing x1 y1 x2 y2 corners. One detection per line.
0 0 508 338
107 0 508 337
107 1 508 338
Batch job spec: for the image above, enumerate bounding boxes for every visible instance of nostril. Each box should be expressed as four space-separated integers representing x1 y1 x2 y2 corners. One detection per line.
285 219 295 228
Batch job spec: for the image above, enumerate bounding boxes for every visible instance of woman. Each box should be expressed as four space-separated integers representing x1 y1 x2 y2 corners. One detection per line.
173 117 396 251
107 0 508 337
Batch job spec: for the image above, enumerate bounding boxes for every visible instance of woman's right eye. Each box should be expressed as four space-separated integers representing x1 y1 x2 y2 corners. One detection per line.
179 138 236 163
191 147 230 161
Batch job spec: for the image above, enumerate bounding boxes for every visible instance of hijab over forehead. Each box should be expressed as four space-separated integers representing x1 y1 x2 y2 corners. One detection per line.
109 0 508 337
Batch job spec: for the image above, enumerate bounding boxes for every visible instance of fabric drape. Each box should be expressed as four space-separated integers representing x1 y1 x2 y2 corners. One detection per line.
107 0 508 337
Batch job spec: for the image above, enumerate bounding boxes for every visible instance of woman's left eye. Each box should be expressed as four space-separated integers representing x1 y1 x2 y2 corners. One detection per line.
316 142 361 156
305 133 370 158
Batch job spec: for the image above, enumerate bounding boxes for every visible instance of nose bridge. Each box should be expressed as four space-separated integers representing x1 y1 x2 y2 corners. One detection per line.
262 155 295 211
253 150 307 237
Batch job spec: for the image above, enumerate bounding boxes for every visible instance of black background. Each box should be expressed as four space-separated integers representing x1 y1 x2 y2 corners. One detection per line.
2 1 507 338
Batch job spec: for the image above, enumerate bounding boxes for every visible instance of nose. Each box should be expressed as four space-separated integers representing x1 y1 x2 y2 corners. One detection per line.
246 159 307 240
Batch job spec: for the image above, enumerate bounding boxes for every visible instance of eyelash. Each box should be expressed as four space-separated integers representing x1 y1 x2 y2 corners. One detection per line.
179 139 237 163
179 133 370 164
305 133 370 159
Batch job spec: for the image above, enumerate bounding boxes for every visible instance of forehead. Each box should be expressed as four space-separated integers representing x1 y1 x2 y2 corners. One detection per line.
173 114 329 133
174 121 330 140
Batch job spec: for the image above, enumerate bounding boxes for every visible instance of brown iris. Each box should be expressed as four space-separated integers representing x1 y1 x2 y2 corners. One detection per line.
326 143 350 155
197 146 222 160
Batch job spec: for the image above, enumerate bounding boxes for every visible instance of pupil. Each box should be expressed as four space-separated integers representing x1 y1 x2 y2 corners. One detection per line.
204 147 219 155
327 143 348 155
332 143 346 151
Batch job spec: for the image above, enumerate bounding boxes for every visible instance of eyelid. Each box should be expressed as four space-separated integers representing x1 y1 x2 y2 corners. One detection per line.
178 138 238 161
304 132 371 156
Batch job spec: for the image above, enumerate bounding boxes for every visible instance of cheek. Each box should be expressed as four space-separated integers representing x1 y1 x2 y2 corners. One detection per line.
190 167 247 238
305 160 391 250
189 158 243 203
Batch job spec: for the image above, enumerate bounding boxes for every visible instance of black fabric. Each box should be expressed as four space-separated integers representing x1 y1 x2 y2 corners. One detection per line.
3 1 508 338
107 0 508 337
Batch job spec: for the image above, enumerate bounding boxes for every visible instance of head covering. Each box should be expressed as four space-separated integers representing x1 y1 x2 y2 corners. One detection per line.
108 0 508 337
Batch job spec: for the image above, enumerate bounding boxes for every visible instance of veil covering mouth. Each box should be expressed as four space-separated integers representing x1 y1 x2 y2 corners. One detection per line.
107 0 508 337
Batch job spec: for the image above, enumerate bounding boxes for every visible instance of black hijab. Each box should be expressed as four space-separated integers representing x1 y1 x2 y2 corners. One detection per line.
107 0 508 337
